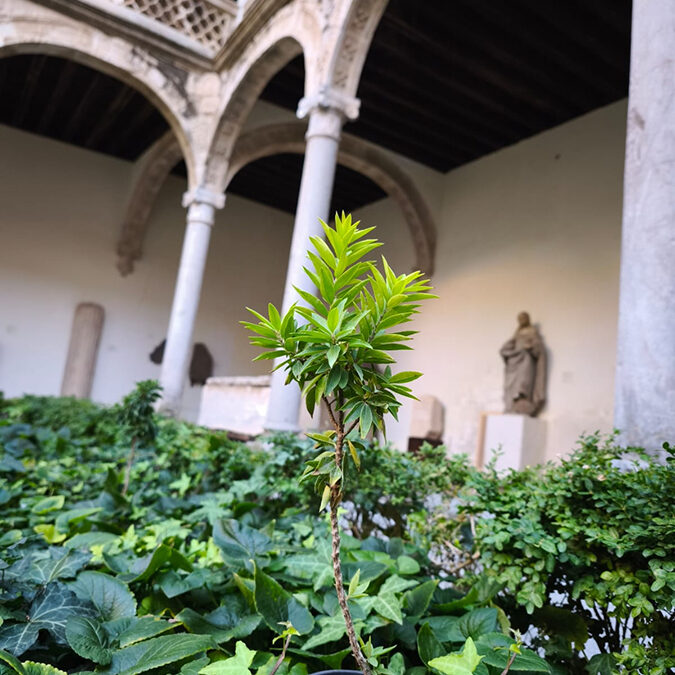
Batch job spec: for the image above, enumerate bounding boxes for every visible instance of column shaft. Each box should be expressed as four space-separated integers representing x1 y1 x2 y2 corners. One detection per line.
614 0 675 448
61 302 105 398
159 196 220 415
265 108 345 430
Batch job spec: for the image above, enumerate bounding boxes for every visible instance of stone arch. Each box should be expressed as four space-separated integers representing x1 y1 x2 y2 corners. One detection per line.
116 132 185 276
227 123 437 274
119 122 436 275
325 0 389 98
0 0 197 183
203 0 323 191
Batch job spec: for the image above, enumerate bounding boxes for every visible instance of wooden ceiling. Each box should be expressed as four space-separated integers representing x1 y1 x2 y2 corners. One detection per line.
0 0 632 213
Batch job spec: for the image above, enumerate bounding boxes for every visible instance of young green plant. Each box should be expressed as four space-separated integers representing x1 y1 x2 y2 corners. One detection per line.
118 379 162 495
243 213 435 674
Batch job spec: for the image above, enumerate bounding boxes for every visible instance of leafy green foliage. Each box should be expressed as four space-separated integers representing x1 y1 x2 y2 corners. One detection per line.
462 434 675 674
0 392 550 675
244 214 436 674
117 381 161 449
243 213 435 438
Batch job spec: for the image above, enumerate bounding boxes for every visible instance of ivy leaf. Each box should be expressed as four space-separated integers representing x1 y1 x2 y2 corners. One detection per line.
254 565 314 635
0 623 40 657
65 616 112 665
199 641 255 675
585 654 618 675
105 633 216 675
302 614 346 650
373 592 403 624
26 549 91 584
404 580 438 617
176 607 261 644
380 575 417 594
125 544 192 582
479 645 551 672
428 638 484 675
396 556 420 575
31 496 65 515
70 571 136 622
213 519 272 571
417 623 444 666
455 608 498 641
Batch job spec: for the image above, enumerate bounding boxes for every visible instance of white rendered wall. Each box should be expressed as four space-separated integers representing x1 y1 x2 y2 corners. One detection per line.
355 101 627 461
0 123 293 420
0 98 628 458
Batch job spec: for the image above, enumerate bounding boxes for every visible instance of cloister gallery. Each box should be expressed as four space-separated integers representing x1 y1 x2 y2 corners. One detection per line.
0 0 672 461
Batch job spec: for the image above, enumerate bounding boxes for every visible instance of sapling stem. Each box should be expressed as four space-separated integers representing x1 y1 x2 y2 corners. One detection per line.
500 651 517 674
122 437 137 496
325 397 372 675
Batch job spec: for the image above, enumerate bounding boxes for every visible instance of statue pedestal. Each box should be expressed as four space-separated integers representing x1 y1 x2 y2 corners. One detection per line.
482 414 546 471
197 376 270 436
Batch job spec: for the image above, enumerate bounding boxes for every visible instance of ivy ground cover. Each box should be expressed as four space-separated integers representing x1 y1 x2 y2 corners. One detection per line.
0 395 550 675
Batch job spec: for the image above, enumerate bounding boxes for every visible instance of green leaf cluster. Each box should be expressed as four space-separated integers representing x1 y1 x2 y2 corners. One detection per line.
0 390 552 675
243 213 435 437
461 434 675 674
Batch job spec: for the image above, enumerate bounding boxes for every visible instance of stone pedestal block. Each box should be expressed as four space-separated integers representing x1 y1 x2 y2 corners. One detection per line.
61 302 104 399
409 395 444 440
482 414 546 471
197 376 270 436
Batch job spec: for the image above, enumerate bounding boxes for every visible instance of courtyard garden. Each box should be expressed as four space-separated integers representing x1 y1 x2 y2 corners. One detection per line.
1 217 673 675
0 393 673 675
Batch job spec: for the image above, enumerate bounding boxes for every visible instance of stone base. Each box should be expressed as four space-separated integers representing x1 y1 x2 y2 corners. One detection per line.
482 414 546 471
197 376 270 436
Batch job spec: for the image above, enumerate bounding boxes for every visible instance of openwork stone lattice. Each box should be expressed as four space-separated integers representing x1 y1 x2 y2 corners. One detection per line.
118 0 233 51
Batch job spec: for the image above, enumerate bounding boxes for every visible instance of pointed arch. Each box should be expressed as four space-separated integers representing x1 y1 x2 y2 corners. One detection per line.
326 0 389 97
203 0 323 191
0 0 196 184
227 123 437 274
118 122 436 275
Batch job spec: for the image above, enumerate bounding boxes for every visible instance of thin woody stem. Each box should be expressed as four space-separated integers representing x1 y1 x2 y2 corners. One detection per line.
329 479 371 672
500 651 517 675
268 634 291 675
324 402 371 675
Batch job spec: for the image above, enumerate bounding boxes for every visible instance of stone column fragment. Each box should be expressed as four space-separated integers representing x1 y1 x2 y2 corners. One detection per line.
61 302 105 398
614 0 675 449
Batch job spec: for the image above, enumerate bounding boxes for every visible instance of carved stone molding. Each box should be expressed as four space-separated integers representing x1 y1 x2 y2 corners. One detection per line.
116 132 184 275
117 121 437 276
0 0 197 172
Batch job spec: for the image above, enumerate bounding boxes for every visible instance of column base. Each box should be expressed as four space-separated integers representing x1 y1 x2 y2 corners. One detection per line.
483 413 546 471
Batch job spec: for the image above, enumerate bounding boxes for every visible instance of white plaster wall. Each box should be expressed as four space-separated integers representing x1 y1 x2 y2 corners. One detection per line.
355 101 627 461
0 123 293 420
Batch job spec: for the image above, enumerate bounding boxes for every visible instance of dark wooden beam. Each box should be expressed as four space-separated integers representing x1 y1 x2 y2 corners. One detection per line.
62 73 102 143
459 0 620 100
12 55 47 127
37 60 78 135
83 87 135 149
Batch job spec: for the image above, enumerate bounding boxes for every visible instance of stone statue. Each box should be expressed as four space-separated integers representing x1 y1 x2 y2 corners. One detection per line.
500 312 546 416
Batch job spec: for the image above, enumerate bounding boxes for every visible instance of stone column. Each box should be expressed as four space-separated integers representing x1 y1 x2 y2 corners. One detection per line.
158 187 225 416
614 0 675 449
61 302 105 398
265 88 360 431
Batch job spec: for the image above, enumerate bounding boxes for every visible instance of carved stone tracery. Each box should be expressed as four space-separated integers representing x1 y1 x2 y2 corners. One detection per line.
117 121 437 275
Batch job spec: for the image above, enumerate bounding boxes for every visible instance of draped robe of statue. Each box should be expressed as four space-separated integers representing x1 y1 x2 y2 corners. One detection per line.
500 322 546 416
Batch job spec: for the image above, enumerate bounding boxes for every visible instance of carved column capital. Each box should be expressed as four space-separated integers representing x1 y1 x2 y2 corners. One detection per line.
297 85 361 141
182 186 226 210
